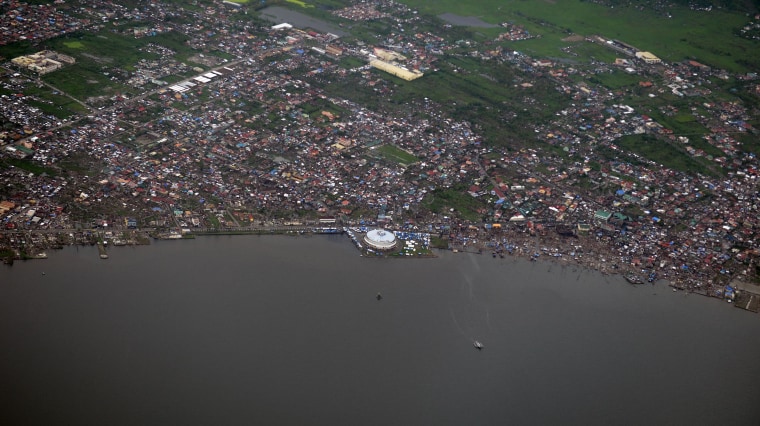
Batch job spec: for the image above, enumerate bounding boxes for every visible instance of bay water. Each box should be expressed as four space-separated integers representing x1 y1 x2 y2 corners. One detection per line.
1 235 759 425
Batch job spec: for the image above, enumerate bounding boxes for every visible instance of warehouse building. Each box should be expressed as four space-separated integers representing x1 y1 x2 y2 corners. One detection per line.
635 51 661 64
369 59 423 81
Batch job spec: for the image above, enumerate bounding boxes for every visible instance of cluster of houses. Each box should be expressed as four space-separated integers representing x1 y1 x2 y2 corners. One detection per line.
332 2 390 21
0 13 485 236
0 0 82 45
0 0 758 302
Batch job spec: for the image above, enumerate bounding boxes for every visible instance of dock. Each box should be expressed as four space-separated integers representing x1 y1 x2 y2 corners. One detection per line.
732 280 760 313
97 242 108 259
735 292 759 313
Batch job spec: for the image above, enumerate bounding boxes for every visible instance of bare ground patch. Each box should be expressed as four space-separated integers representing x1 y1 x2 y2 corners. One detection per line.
81 52 114 64
562 35 585 42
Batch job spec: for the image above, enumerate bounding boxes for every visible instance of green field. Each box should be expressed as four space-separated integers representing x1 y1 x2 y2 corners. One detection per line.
299 98 348 121
397 0 759 72
0 18 228 103
587 70 644 90
286 0 314 7
1 158 58 177
375 144 419 165
394 57 568 146
26 28 200 101
316 53 569 147
615 134 719 176
421 183 487 222
22 85 88 118
336 56 366 70
62 41 85 49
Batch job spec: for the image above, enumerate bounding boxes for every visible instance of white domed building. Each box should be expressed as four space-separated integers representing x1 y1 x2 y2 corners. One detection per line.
363 229 397 250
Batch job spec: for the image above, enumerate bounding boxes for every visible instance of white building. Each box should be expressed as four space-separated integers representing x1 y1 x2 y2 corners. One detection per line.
364 229 397 250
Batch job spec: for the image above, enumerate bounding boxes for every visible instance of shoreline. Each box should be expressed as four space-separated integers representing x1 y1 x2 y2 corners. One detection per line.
2 225 757 315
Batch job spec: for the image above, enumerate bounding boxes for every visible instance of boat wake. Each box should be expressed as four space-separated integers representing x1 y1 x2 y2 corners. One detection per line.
450 308 467 339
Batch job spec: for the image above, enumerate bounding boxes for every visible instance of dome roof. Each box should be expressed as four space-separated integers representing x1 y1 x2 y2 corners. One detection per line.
364 229 397 250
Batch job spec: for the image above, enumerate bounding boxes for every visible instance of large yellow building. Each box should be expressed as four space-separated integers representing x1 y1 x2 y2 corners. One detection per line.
635 51 661 64
369 59 423 81
11 51 75 74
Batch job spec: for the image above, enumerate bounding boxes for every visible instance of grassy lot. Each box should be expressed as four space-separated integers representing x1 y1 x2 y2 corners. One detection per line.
299 97 348 117
47 29 184 69
62 40 86 49
513 37 621 66
567 41 619 63
312 69 388 108
21 28 196 101
24 97 81 119
57 152 102 176
378 56 568 146
644 107 710 137
588 70 644 90
429 235 449 249
398 0 759 72
421 183 487 222
620 92 725 159
615 134 719 176
22 85 88 118
375 144 419 165
0 40 39 60
734 132 760 156
315 54 570 148
336 56 366 70
1 158 58 177
286 0 314 7
40 62 129 101
342 20 395 44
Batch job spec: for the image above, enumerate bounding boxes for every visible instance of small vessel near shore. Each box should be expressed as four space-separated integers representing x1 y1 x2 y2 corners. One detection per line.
473 340 483 350
625 274 644 285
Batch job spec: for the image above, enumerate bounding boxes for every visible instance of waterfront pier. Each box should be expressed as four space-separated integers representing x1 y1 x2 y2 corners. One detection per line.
97 242 108 259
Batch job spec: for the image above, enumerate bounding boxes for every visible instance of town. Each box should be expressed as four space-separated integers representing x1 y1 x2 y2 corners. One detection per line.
0 0 759 313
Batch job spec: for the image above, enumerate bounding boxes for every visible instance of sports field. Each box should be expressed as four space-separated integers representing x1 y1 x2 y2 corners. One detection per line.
376 144 419 165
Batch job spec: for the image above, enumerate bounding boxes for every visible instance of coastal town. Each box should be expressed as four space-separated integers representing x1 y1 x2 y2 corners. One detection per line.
1 0 759 314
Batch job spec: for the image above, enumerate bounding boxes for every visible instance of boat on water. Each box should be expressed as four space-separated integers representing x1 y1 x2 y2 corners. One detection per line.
376 292 383 301
473 341 483 350
625 274 644 285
